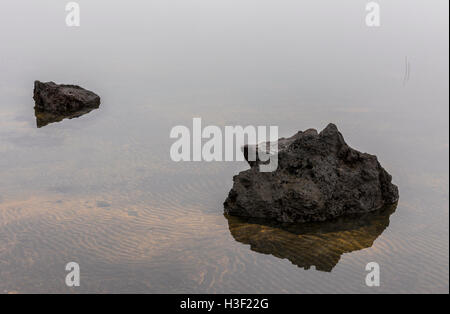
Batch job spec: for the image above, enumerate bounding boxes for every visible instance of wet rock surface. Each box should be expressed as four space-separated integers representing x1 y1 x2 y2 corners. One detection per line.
226 204 396 272
224 123 399 223
33 81 100 127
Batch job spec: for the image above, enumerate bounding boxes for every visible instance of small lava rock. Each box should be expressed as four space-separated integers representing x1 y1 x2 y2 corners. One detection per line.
33 81 100 114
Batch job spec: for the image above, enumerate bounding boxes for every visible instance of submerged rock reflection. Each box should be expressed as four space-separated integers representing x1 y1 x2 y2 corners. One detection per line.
35 106 99 128
226 204 397 272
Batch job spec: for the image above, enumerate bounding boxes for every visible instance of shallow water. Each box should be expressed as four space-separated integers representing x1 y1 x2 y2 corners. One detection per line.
0 0 448 293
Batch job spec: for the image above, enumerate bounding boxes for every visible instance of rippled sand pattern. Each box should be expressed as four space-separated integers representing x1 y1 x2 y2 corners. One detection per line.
0 175 448 294
0 97 448 293
0 100 448 293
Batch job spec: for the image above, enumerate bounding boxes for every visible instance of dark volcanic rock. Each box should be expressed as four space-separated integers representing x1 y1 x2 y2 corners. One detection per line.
224 123 399 223
33 81 100 114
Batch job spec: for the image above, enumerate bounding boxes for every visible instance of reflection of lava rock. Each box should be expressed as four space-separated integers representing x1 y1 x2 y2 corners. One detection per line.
33 81 100 127
226 204 396 272
34 107 99 128
224 124 399 223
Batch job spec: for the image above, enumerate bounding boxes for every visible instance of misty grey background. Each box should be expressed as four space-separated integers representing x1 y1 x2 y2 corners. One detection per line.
0 0 448 293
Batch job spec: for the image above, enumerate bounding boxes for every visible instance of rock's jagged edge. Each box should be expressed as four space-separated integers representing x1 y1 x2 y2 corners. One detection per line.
224 123 399 223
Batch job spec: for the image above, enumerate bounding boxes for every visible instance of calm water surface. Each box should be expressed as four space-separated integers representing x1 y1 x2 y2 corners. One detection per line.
0 0 448 293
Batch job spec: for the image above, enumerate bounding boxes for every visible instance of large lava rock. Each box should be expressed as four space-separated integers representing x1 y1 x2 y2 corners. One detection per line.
224 124 399 223
33 81 100 114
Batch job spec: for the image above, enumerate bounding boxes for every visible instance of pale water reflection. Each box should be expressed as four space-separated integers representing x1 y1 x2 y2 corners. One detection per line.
226 204 396 272
35 106 100 128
